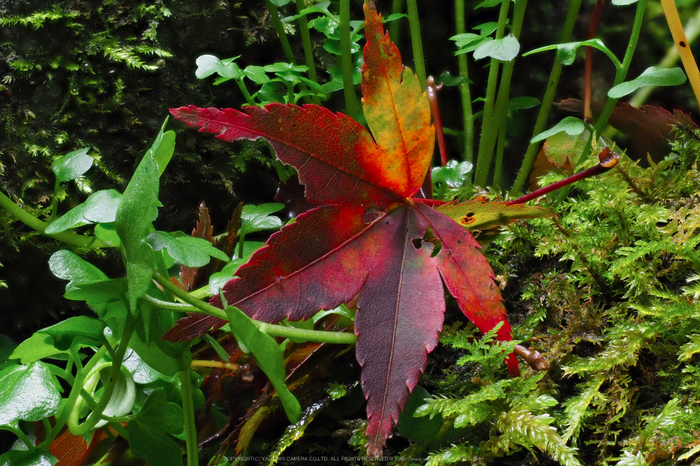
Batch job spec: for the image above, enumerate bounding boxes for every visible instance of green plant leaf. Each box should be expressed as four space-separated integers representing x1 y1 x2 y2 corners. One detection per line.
432 160 474 190
608 66 687 99
94 223 121 246
612 0 639 5
225 305 301 423
44 189 122 234
524 39 619 68
195 54 242 81
146 231 230 267
0 362 61 426
116 140 160 313
38 316 107 351
531 116 586 143
78 364 135 428
0 449 57 466
208 241 265 295
0 335 16 370
240 203 285 235
122 348 172 384
397 385 443 441
48 250 109 292
128 419 182 466
135 388 184 436
9 333 69 364
473 35 520 61
51 148 93 183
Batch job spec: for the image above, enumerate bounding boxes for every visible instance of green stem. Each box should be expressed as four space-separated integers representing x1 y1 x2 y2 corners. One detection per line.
628 6 700 107
340 0 361 119
0 190 109 249
296 0 321 105
256 321 356 344
406 0 426 88
71 312 136 437
151 271 357 345
235 79 256 106
475 0 528 186
509 0 583 196
389 0 405 44
474 0 511 186
555 0 646 202
39 346 108 448
266 0 296 64
455 0 474 165
180 366 199 466
8 425 34 450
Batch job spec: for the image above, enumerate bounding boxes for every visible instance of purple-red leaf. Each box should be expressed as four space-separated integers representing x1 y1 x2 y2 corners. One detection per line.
168 3 518 457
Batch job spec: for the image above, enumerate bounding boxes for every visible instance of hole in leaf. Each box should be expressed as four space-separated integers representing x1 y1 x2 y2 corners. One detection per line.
412 228 442 257
461 212 476 225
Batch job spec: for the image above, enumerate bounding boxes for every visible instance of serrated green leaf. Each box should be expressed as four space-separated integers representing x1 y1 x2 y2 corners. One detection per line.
116 141 160 313
0 449 57 466
52 148 93 183
531 116 586 143
608 66 687 99
0 362 61 426
225 305 301 423
128 420 182 466
130 309 191 376
147 231 230 267
473 35 519 61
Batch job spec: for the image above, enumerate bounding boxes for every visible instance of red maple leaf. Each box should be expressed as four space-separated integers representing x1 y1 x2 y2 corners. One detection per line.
169 4 518 456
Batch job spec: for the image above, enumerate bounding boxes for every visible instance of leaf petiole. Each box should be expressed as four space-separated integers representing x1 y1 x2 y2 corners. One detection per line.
507 147 620 205
151 271 357 345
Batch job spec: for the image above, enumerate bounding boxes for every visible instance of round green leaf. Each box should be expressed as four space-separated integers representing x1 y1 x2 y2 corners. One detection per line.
473 35 520 62
51 148 93 183
0 362 61 426
432 160 473 189
608 66 687 99
397 385 443 441
531 116 586 143
612 0 638 5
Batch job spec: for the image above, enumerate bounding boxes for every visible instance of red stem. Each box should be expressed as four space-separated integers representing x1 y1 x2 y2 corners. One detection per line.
427 76 449 166
584 0 604 122
507 148 619 205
